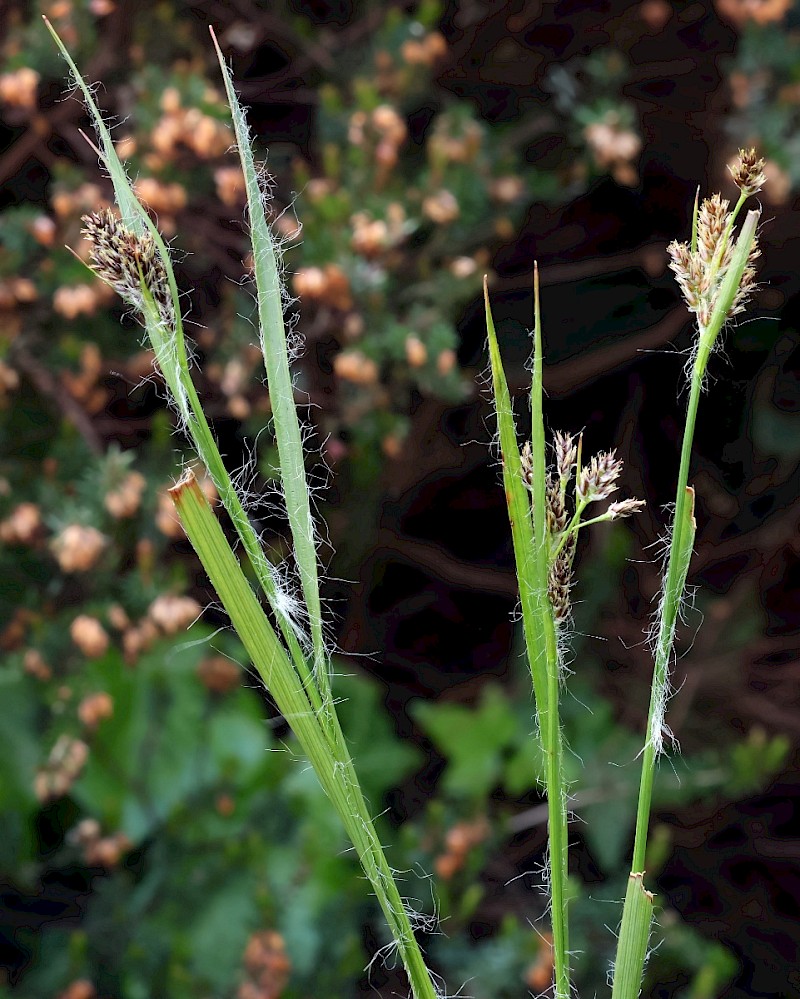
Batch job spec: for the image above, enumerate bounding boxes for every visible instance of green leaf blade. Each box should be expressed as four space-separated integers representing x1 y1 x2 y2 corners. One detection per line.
211 30 325 679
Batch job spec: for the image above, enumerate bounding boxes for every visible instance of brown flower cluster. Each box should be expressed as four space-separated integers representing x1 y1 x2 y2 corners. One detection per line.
292 264 353 311
0 68 40 109
214 165 246 207
522 433 644 625
0 276 38 310
0 502 42 545
78 691 114 729
583 119 642 187
428 117 482 170
197 655 240 694
104 470 147 519
52 524 107 573
71 616 110 659
148 87 230 167
728 146 767 197
667 150 764 330
81 209 174 327
333 350 379 386
121 593 203 663
400 32 448 67
24 649 52 681
422 188 460 225
348 104 407 184
714 0 792 25
61 341 112 414
71 817 131 868
434 816 490 880
35 734 89 802
53 283 103 320
238 930 291 999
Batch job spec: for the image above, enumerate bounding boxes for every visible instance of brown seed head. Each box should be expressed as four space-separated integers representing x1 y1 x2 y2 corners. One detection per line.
607 497 647 520
553 431 577 484
81 209 173 326
729 147 767 197
548 533 576 625
697 194 730 268
546 476 568 534
520 441 534 490
577 451 622 503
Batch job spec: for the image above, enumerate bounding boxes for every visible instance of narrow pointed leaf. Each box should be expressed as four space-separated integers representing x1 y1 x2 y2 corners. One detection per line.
211 30 325 679
483 279 547 713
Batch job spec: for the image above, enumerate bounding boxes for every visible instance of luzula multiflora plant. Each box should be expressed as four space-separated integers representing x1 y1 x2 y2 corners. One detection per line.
612 150 764 999
47 20 441 999
51 13 767 992
485 148 765 999
485 270 646 999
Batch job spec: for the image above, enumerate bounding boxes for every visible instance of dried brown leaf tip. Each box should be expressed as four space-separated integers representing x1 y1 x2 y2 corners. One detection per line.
81 209 173 326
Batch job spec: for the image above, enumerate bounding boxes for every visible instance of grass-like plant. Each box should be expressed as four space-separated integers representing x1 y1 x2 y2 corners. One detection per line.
485 158 764 999
47 17 767 998
45 19 441 999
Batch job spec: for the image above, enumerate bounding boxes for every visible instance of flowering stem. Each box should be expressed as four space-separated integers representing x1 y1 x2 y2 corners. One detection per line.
614 200 761 999
529 266 571 998
630 377 701 873
485 271 570 998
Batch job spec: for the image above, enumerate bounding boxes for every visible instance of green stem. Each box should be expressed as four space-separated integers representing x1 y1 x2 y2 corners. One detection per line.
630 366 703 872
629 210 759 873
171 472 438 999
544 608 570 996
550 496 589 560
530 266 570 997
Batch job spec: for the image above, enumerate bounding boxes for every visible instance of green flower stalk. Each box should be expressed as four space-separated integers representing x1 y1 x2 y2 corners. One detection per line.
612 150 765 999
486 271 645 999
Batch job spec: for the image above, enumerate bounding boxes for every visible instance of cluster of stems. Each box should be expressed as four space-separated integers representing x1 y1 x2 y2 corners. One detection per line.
485 146 765 999
50 16 768 995
47 20 441 999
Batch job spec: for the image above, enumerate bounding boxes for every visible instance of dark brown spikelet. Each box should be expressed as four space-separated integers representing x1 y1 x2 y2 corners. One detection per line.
553 431 576 485
548 532 576 625
577 450 622 503
729 147 767 197
520 440 534 490
546 475 567 534
81 209 173 326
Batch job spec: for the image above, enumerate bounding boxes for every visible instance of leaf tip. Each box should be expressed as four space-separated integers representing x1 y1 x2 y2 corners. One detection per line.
168 467 198 502
209 23 225 63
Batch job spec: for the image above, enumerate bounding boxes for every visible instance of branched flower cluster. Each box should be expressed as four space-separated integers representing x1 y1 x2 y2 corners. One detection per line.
667 148 764 330
81 209 174 327
522 433 645 624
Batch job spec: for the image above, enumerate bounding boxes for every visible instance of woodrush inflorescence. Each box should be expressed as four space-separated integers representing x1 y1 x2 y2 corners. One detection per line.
612 148 767 999
81 208 174 327
667 148 764 333
521 435 645 625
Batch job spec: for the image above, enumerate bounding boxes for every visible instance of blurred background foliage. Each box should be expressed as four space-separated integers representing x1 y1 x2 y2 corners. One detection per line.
0 2 798 998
